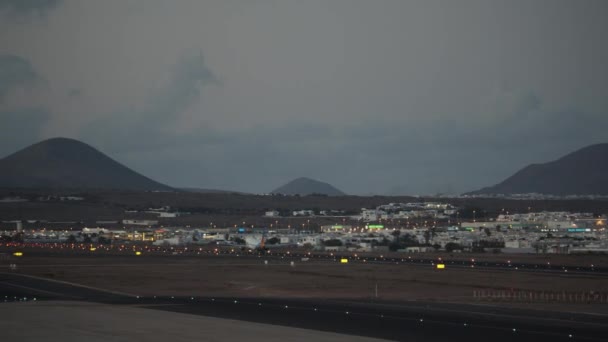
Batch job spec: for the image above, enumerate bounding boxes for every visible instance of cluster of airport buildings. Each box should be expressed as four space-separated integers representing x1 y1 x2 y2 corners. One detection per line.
2 202 606 255
461 193 608 200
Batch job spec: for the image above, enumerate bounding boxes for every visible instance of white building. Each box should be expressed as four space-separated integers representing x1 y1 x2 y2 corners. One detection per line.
82 227 110 235
293 210 314 217
297 235 322 246
265 210 280 217
359 209 379 222
546 221 577 230
122 219 158 226
159 212 179 218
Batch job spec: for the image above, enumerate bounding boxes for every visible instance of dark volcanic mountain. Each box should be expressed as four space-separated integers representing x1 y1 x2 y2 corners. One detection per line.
469 143 608 195
272 177 345 196
0 137 173 191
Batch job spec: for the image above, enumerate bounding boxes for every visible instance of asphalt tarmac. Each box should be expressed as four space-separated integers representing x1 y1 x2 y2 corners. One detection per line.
3 245 607 276
1 301 391 342
1 272 607 342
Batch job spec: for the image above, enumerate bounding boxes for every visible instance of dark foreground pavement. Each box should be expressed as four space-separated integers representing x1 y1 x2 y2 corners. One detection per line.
1 272 606 342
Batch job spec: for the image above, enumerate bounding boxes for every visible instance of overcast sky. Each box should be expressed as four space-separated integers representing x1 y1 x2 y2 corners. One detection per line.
1 0 607 195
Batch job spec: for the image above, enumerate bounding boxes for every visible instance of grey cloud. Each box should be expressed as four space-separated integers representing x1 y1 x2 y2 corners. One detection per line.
516 93 542 114
0 54 42 100
81 90 607 195
82 52 218 153
146 53 218 122
0 0 60 17
470 91 607 155
67 88 83 98
0 108 50 156
0 55 50 157
252 91 607 195
106 90 608 195
3 1 607 195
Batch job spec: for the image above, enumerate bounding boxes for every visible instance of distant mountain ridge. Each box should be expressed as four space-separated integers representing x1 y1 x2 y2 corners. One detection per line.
179 187 248 194
272 177 345 196
0 138 173 191
469 143 608 195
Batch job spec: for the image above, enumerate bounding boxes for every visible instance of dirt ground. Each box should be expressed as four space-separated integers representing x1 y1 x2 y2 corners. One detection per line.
8 254 608 314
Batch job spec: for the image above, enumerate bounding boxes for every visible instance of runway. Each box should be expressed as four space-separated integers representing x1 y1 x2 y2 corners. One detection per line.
5 246 607 277
5 244 608 277
1 272 606 341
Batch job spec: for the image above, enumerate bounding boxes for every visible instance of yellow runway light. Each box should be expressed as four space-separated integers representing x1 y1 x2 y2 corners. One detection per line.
340 258 349 264
436 263 445 269
13 252 23 257
135 251 142 256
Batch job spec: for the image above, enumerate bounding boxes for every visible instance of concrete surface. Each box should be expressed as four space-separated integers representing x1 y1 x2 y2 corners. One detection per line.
0 301 390 342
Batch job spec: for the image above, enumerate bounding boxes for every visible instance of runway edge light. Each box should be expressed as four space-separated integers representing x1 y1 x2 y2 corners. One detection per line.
340 258 348 264
436 263 445 269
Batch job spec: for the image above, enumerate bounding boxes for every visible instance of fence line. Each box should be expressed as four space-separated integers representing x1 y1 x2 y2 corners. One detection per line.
472 289 608 304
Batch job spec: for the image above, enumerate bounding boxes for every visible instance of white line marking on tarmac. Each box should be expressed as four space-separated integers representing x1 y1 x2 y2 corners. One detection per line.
0 281 80 299
0 272 138 298
332 299 608 326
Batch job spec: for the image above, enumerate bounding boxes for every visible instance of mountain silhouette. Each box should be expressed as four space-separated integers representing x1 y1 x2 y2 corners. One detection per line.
272 177 345 196
469 143 608 195
0 137 173 191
